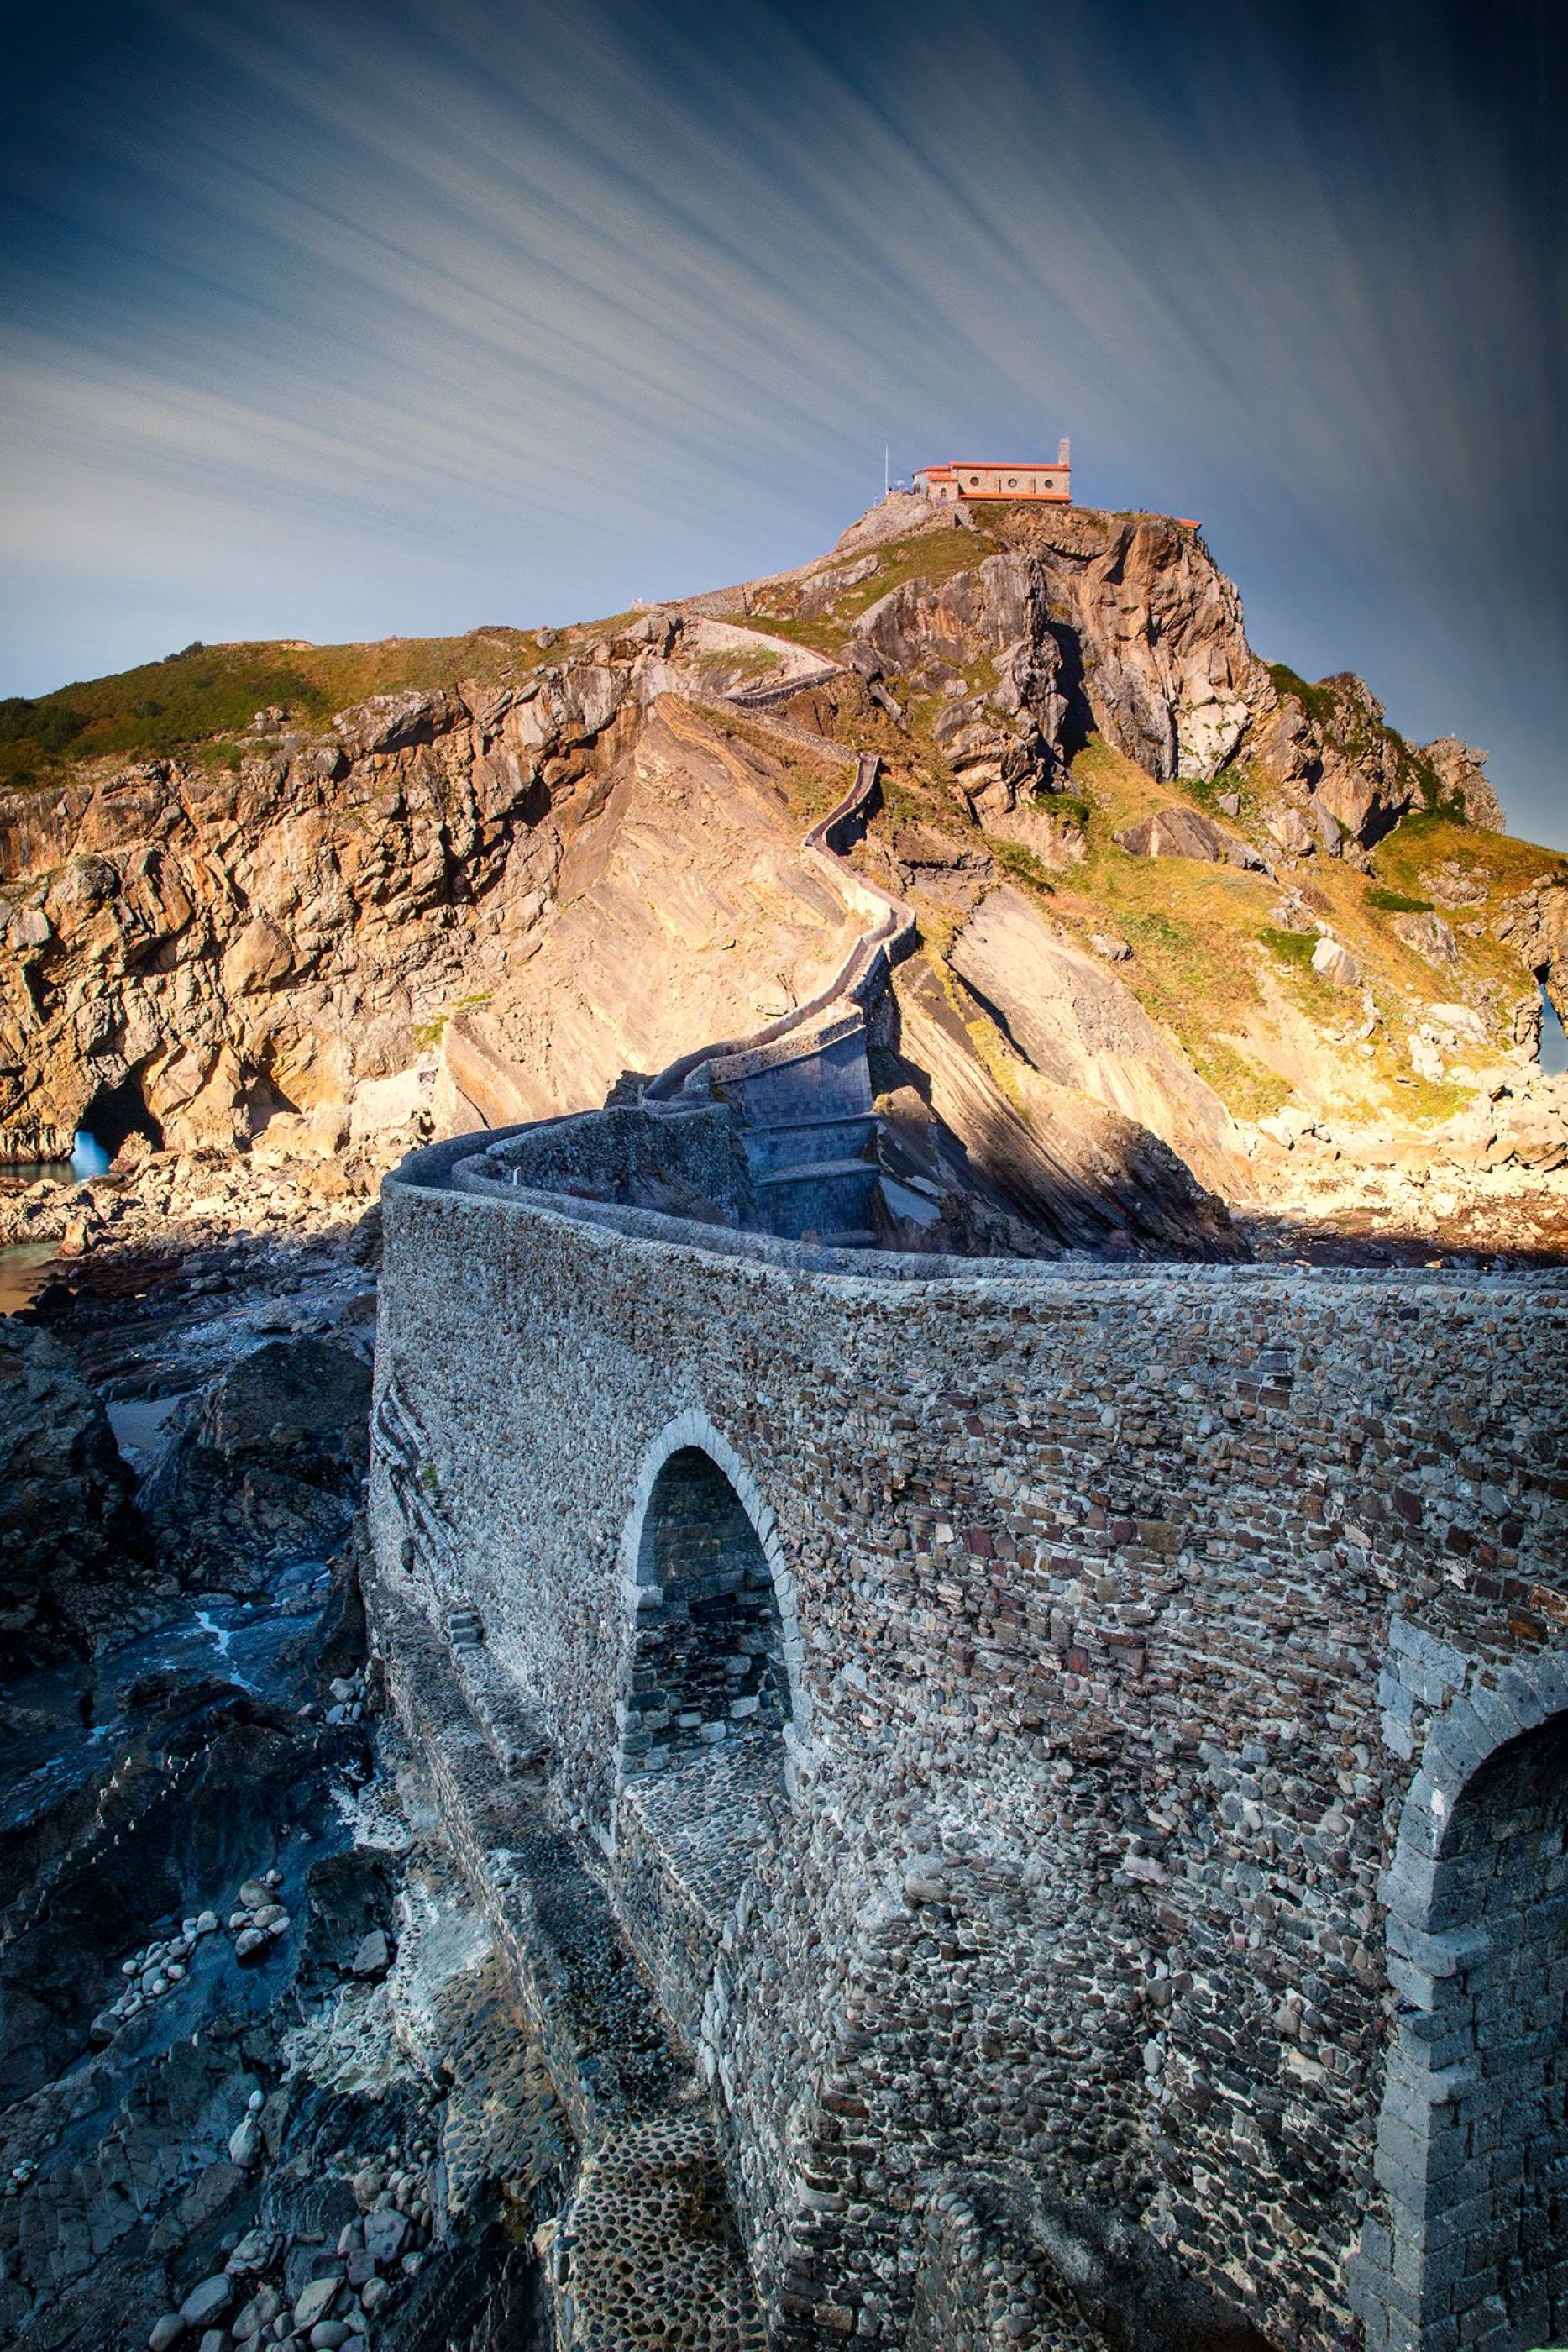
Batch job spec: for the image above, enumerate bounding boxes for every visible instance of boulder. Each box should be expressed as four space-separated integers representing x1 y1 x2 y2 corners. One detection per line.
179 2276 233 2331
1426 1002 1488 1046
362 2207 408 2263
1266 805 1316 857
349 1928 391 1980
1115 808 1228 862
225 2229 276 2276
1391 910 1460 964
233 2286 283 2339
206 1339 371 1457
293 2277 342 2330
139 1336 373 1584
1311 938 1362 987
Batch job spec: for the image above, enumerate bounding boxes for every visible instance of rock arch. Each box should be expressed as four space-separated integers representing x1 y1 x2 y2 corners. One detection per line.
1356 1650 1568 2352
614 1411 806 1798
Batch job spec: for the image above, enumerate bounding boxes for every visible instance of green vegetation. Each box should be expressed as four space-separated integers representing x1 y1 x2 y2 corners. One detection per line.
1392 1074 1479 1128
691 645 781 682
1366 886 1435 915
1372 813 1568 900
0 649 317 785
412 989 493 1053
734 524 1001 659
1189 1039 1292 1123
1259 925 1318 969
1178 759 1270 830
0 627 553 788
1385 728 1464 823
0 696 91 775
1265 662 1340 729
715 610 841 657
843 525 997 613
1125 909 1191 953
990 840 1056 895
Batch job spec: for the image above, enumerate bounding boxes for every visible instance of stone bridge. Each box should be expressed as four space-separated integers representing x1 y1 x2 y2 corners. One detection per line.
367 1108 1567 2352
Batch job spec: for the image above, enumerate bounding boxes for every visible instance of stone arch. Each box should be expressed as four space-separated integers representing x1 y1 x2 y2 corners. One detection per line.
614 1411 806 1796
1356 1649 1568 2352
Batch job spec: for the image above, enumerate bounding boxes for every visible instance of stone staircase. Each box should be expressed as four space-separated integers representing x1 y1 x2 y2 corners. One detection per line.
709 1013 881 1248
627 738 914 1255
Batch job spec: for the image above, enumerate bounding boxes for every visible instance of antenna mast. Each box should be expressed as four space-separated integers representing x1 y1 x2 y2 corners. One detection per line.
884 444 889 499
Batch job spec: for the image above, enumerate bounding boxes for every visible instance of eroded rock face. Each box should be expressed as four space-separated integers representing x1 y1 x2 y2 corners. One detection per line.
1250 672 1496 853
999 510 1262 783
0 1322 147 1665
835 503 1471 878
945 885 1250 1200
0 650 653 1160
2 501 1555 1257
1496 876 1568 1010
848 515 1265 791
1425 737 1507 832
431 696 869 1130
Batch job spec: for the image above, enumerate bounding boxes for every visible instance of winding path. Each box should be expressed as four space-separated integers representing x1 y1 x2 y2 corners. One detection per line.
645 727 915 1102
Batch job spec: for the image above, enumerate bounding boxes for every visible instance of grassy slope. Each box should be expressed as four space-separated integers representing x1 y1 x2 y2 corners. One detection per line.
0 624 587 788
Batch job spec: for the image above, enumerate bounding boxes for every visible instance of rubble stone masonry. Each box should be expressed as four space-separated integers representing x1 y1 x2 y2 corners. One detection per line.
370 1130 1568 2352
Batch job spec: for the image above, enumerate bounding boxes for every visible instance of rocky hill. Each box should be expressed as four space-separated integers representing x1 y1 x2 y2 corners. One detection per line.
3 494 1566 1262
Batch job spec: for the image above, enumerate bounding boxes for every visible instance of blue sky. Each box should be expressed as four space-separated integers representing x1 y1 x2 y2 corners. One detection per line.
3 0 1564 843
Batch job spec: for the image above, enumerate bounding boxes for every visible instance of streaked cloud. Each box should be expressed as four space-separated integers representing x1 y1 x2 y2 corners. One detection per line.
1 0 1561 839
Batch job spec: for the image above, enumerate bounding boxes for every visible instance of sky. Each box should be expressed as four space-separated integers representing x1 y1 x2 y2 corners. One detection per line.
3 0 1564 843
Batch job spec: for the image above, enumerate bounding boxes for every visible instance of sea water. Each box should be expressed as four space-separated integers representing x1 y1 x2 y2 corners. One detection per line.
0 1129 108 1314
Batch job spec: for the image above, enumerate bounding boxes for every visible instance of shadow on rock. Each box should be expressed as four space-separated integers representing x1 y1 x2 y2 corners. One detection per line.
139 1336 373 1589
0 1322 156 1672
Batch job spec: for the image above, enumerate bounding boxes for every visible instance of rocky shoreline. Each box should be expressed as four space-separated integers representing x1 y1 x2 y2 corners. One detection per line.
0 1157 564 2352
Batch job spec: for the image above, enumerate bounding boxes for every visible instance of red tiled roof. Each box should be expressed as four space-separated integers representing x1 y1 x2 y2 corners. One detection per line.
915 461 1069 474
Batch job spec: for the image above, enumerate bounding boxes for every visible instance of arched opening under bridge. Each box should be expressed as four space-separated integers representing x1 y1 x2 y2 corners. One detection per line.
1368 1707 1568 2349
620 1445 789 1784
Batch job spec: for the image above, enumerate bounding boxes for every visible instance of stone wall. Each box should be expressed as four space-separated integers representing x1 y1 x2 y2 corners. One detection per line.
370 1139 1568 2352
470 1101 754 1226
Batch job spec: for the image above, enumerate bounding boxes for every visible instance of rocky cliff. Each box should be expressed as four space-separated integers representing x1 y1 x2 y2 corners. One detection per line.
0 614 844 1161
3 496 1565 1259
